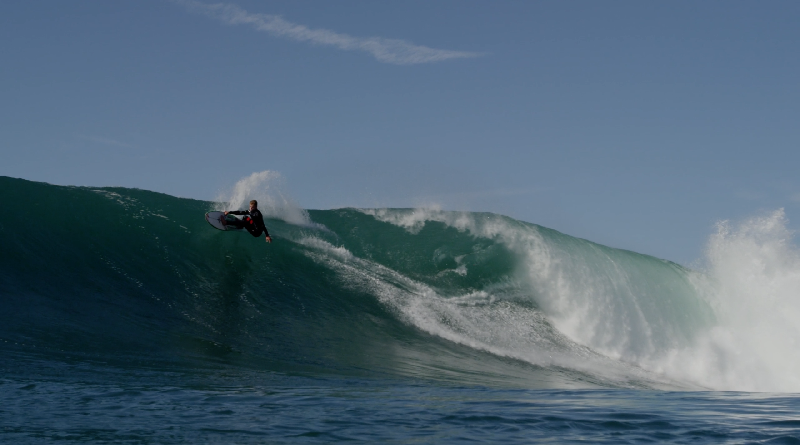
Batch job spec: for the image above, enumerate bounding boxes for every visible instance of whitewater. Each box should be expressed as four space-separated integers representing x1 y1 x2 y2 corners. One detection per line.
2 173 800 443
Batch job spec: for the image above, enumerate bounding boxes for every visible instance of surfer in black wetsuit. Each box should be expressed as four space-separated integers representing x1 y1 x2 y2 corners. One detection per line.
223 200 272 243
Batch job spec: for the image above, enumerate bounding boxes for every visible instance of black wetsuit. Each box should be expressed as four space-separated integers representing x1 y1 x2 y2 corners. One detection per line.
227 209 270 238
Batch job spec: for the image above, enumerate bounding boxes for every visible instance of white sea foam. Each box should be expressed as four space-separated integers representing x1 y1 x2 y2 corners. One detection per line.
649 209 800 391
299 220 673 388
296 236 353 261
359 207 522 239
215 171 317 227
360 207 800 392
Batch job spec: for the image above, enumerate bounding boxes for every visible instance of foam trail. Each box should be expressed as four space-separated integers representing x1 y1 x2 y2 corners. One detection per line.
358 209 711 386
215 171 314 226
362 207 800 392
296 235 671 388
363 208 710 351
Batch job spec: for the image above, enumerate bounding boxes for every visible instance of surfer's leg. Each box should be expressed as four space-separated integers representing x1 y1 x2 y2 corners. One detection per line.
246 226 263 238
226 218 246 229
241 216 264 237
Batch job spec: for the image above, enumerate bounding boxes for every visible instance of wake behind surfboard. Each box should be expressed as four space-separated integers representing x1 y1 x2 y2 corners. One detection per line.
205 211 243 231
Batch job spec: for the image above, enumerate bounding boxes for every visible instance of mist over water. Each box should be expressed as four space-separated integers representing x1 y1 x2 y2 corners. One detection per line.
214 170 314 226
650 209 800 392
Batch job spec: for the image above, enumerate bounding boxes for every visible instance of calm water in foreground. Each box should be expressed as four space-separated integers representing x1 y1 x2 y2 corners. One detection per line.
2 361 799 444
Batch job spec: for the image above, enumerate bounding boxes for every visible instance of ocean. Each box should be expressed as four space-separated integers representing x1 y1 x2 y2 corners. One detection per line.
2 175 800 443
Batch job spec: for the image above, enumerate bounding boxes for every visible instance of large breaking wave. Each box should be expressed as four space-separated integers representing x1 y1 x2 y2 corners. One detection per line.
2 175 799 392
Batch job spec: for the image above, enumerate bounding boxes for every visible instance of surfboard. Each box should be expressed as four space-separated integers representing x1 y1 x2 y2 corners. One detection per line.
205 211 243 231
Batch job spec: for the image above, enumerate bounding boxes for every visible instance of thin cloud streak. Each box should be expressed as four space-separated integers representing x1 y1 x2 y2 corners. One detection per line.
176 0 482 65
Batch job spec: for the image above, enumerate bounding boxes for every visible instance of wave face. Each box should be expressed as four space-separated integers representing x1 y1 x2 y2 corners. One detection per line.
2 176 799 392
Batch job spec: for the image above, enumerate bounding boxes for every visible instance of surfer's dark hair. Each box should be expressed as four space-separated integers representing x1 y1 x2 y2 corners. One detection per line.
250 200 257 207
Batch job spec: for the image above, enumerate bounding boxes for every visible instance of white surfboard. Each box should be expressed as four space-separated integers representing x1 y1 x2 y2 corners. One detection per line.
205 211 243 231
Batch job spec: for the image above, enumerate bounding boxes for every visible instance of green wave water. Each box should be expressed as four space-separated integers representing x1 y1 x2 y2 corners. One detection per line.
2 175 797 392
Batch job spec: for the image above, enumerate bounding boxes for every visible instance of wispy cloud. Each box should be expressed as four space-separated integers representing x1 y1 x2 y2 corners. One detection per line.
175 0 482 65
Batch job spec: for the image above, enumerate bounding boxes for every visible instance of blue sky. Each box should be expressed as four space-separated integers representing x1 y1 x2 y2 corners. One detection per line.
2 0 799 264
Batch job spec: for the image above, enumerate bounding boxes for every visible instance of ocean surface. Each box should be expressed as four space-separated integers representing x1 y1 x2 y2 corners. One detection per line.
2 175 800 443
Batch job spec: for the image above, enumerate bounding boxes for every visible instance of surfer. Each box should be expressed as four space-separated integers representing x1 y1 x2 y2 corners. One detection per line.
223 200 272 243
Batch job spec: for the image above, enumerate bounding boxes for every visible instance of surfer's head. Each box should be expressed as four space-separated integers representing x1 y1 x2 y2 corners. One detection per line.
249 200 257 210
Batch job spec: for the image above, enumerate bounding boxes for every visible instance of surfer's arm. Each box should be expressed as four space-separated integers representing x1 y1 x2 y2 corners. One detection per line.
226 210 247 216
252 215 271 242
258 220 271 242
